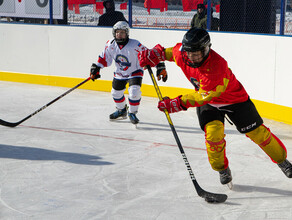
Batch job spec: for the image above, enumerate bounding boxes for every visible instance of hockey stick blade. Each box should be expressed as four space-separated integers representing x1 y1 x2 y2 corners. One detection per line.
192 168 227 203
0 77 91 128
199 188 228 203
0 119 20 127
146 66 228 203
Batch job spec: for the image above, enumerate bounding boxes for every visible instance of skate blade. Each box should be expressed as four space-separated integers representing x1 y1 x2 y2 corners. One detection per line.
129 121 139 128
129 119 139 126
109 116 127 121
226 181 233 190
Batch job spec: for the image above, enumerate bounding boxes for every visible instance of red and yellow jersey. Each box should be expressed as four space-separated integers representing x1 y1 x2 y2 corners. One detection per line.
164 43 249 108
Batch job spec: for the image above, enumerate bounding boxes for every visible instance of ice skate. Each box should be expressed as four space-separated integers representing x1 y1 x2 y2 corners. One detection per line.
128 112 139 125
219 167 233 189
278 159 292 178
109 105 127 120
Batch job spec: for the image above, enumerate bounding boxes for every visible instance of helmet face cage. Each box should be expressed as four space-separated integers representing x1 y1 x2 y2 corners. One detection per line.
112 21 130 43
181 47 210 68
181 28 211 68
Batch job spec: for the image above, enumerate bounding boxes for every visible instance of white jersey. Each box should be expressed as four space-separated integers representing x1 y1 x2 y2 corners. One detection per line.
96 38 146 80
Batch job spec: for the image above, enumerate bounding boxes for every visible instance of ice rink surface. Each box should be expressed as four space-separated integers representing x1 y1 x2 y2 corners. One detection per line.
0 81 292 220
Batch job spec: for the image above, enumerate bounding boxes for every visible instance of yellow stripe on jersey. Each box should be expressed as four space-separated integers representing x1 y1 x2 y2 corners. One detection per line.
180 78 229 107
164 47 174 61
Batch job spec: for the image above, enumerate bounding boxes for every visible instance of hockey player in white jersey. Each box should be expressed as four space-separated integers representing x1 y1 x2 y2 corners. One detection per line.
90 21 167 124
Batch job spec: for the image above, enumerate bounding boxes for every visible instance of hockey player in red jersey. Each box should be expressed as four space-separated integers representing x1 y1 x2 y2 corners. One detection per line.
138 27 292 185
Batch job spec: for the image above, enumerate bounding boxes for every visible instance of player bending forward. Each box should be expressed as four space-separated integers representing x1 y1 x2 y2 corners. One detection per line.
90 21 167 124
138 27 292 185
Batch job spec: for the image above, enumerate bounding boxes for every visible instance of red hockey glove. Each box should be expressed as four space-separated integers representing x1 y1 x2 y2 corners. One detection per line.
156 62 168 82
138 44 166 67
90 63 101 81
157 96 186 113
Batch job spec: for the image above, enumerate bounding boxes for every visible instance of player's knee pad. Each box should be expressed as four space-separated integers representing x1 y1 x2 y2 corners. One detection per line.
111 88 126 100
245 124 271 145
205 120 228 171
205 120 225 143
246 125 287 163
128 85 141 101
111 88 126 107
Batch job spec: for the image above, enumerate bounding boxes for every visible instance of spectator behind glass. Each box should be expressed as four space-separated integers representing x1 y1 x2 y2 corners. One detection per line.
98 0 127 27
190 4 207 29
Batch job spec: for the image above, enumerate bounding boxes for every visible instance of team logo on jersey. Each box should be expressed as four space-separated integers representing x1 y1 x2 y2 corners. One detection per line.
190 77 200 90
115 54 131 71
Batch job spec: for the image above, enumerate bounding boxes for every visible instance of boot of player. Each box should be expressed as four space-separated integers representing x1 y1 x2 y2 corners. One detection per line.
109 105 127 120
219 167 232 185
128 112 139 124
278 159 292 178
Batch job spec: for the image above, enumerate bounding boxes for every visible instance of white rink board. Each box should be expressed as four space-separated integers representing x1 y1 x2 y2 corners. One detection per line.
0 23 292 108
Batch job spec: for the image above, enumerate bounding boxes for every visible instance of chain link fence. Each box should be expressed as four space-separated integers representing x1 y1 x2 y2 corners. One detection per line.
1 0 292 35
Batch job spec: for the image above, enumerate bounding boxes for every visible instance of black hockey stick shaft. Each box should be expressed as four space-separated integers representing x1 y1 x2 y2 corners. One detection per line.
0 77 91 127
146 66 227 203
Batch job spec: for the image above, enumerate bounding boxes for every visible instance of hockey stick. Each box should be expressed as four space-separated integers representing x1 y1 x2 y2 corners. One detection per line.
0 77 91 127
146 66 227 203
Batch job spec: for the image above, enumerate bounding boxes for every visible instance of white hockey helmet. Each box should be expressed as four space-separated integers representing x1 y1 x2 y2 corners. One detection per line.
112 21 130 43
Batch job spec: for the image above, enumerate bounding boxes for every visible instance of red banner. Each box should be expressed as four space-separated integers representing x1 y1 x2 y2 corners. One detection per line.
75 4 80 14
120 2 127 10
144 0 167 14
95 2 104 15
80 0 95 3
68 4 74 10
182 0 204 12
